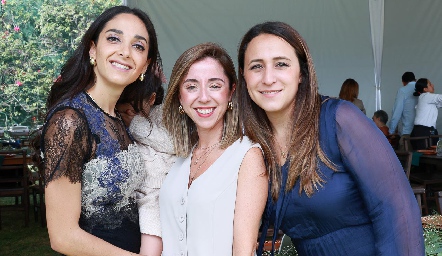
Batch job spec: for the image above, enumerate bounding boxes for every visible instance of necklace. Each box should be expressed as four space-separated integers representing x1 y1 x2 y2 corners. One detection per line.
188 141 220 187
279 144 289 159
85 91 121 120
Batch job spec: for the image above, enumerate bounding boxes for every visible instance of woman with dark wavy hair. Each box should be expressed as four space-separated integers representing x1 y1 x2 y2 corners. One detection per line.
34 5 162 255
237 21 424 256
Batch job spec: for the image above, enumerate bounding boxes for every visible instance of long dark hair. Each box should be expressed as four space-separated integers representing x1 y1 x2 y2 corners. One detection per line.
46 5 162 112
32 6 162 168
237 21 335 199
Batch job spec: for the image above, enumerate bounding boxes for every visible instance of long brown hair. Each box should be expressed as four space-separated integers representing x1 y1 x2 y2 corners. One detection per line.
163 42 239 157
237 21 335 199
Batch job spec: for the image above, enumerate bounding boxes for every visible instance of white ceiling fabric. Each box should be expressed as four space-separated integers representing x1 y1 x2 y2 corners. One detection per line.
127 0 442 130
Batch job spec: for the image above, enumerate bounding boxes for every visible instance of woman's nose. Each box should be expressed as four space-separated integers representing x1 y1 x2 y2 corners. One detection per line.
262 68 276 85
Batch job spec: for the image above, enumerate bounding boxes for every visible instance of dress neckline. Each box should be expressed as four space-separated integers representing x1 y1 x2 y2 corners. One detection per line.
83 91 122 121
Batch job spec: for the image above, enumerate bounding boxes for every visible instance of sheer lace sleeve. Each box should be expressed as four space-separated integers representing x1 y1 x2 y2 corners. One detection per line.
42 107 93 184
336 102 424 255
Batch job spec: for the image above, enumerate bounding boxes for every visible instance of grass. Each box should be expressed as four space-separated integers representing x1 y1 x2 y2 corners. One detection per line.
0 197 56 256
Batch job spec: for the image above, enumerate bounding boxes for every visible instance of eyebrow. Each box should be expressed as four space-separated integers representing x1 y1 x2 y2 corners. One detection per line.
183 78 225 83
105 28 148 43
248 56 291 64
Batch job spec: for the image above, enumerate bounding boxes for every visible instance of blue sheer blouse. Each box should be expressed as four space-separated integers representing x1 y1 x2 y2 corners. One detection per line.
258 97 424 256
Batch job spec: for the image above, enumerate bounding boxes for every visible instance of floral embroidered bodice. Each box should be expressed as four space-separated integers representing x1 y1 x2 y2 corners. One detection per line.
41 92 143 252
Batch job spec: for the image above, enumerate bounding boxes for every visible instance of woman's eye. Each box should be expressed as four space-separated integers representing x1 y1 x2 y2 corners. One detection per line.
107 36 120 43
185 84 197 91
276 62 289 68
209 83 222 89
133 43 145 51
249 64 262 70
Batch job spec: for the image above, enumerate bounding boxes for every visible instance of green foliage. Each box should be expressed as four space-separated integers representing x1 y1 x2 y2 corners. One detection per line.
425 226 442 256
0 0 121 129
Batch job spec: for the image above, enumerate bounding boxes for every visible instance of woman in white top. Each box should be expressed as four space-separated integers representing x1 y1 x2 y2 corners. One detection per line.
411 78 442 149
160 42 268 256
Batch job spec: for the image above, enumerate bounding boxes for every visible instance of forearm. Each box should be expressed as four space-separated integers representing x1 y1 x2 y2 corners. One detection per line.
48 226 138 256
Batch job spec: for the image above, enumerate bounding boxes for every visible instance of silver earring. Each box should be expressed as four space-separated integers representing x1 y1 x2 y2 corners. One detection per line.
179 105 185 114
139 73 145 82
89 57 96 66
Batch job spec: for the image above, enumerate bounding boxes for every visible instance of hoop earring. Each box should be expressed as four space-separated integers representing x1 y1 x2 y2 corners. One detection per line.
89 57 96 66
178 105 185 114
139 73 145 82
227 101 233 110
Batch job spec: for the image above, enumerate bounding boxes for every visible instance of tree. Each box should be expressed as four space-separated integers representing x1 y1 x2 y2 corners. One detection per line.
0 0 121 129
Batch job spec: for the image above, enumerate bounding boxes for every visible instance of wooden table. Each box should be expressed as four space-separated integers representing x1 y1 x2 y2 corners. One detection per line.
1 154 32 166
419 154 442 171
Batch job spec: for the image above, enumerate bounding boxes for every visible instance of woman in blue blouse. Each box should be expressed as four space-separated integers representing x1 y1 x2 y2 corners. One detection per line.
34 6 162 255
237 21 424 256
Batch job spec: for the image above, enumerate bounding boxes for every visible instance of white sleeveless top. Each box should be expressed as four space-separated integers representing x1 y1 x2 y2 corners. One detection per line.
159 136 259 256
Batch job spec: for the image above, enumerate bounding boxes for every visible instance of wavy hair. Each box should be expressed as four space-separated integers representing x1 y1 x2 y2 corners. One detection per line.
46 5 162 112
163 42 239 157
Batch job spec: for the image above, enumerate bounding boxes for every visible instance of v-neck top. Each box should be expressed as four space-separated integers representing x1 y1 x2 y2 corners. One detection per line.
159 136 259 256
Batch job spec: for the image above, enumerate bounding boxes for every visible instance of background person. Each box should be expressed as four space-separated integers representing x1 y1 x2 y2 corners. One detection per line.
160 42 267 255
338 78 366 114
373 110 399 149
33 6 161 255
237 21 424 256
389 71 417 150
411 78 442 150
372 110 389 136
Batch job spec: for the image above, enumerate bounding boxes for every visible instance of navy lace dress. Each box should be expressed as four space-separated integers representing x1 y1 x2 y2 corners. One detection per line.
41 92 143 252
258 97 424 256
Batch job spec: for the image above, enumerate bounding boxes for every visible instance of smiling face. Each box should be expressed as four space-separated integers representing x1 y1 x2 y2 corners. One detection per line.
179 57 234 133
89 13 150 89
243 33 301 117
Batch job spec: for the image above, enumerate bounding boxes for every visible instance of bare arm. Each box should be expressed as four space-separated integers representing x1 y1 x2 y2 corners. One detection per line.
140 234 162 256
46 177 140 256
233 147 268 256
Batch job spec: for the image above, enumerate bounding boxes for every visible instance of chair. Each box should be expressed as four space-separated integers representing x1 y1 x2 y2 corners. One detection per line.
404 136 430 151
0 149 30 229
29 163 45 227
395 151 428 216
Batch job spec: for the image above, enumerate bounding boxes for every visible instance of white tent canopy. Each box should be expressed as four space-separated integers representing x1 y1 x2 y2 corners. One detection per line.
127 0 442 131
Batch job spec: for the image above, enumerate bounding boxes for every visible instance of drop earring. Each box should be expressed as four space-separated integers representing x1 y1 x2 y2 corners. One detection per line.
179 105 185 114
139 73 145 82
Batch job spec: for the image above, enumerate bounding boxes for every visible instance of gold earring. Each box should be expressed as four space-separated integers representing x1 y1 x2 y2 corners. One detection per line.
139 73 145 82
227 101 233 110
89 57 96 66
178 105 185 114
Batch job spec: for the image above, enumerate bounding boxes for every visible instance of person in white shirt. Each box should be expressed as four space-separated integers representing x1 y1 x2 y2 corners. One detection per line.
411 78 442 149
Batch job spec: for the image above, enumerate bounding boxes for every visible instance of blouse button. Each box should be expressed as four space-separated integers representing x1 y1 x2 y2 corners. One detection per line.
181 197 185 205
179 215 185 223
180 252 185 256
179 232 184 241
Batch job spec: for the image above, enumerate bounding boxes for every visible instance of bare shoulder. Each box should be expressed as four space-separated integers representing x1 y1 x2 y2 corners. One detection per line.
240 146 266 176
